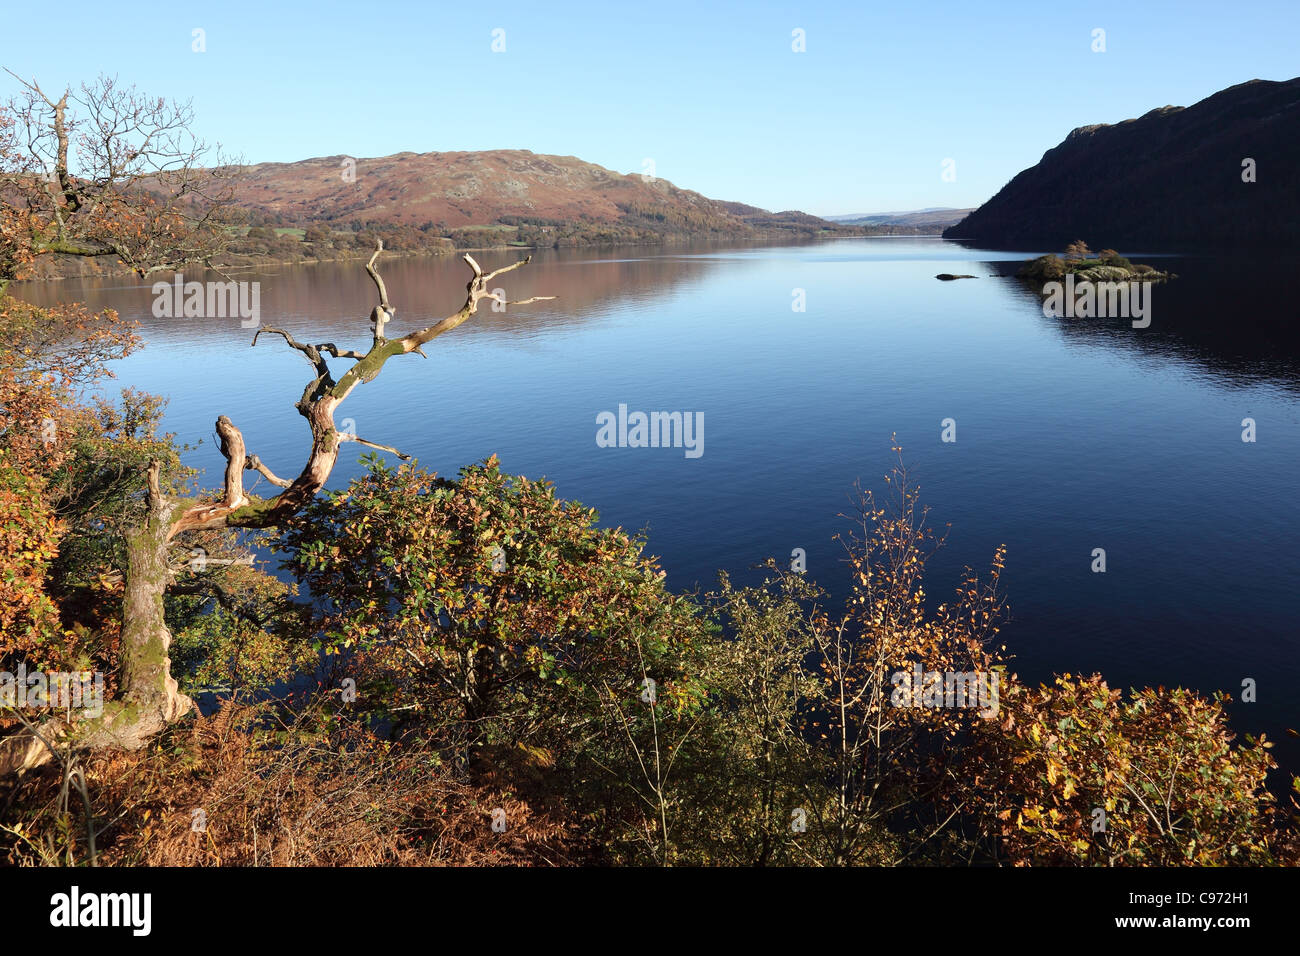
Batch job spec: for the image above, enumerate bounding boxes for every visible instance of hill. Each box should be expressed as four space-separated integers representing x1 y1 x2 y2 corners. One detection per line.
827 208 974 230
228 149 859 249
943 78 1300 247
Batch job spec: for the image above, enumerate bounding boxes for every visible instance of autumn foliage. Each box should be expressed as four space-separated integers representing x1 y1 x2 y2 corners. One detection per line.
965 674 1278 865
0 460 62 656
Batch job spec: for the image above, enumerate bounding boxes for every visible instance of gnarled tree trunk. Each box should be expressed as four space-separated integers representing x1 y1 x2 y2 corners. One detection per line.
114 461 193 739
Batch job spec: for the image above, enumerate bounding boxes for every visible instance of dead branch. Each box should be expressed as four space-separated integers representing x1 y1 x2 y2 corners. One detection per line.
337 433 412 460
366 241 394 345
366 241 391 310
245 454 292 488
215 415 250 511
250 327 334 379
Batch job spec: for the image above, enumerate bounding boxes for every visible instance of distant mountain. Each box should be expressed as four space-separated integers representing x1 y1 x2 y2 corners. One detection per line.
827 208 975 228
228 149 856 245
943 78 1300 247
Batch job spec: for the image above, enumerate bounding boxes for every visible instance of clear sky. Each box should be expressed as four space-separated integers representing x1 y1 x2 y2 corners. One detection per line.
2 0 1295 216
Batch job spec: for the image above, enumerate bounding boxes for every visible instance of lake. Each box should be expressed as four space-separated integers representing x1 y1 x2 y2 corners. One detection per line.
18 237 1300 777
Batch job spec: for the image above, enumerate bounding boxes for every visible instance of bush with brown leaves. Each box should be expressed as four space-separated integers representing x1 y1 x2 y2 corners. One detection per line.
1 699 584 867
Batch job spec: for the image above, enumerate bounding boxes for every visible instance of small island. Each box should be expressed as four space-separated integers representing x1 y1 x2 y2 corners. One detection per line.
1018 240 1176 284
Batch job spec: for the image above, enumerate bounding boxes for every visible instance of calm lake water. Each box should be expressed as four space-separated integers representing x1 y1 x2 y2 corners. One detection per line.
19 238 1300 777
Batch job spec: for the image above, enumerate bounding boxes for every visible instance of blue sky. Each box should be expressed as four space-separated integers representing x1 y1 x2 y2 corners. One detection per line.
2 0 1295 216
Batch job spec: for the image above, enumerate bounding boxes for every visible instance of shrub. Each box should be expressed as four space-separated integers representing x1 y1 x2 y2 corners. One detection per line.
0 457 63 663
1017 255 1066 281
302 224 333 245
280 455 709 752
672 445 1010 866
963 673 1280 865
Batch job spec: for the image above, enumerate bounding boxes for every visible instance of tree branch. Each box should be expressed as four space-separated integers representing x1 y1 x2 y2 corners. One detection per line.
366 241 394 345
245 453 292 488
337 433 412 460
215 414 249 510
172 251 550 538
397 253 554 353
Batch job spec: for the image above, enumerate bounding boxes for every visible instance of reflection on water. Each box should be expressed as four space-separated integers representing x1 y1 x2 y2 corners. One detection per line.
15 238 1300 777
968 244 1300 394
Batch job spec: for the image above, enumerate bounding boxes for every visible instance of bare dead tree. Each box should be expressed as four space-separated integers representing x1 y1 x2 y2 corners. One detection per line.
0 242 554 775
